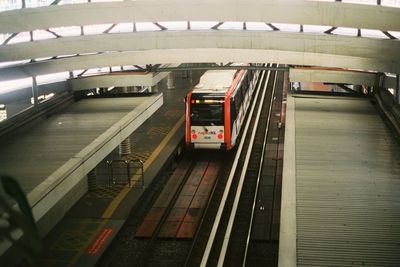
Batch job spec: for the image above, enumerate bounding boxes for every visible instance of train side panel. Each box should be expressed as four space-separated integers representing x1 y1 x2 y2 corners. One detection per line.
185 67 259 150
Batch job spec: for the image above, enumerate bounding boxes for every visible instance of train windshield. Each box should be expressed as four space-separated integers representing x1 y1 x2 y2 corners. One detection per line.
190 102 224 126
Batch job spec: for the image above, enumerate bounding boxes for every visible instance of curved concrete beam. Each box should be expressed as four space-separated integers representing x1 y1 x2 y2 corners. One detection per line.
1 31 399 63
0 0 399 34
0 49 398 81
289 68 377 86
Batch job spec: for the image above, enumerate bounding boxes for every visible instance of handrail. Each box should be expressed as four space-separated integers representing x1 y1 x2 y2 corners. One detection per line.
106 159 144 188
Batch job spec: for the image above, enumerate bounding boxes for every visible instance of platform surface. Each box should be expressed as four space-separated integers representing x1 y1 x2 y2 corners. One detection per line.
0 95 160 195
0 93 162 241
280 94 400 266
31 71 202 266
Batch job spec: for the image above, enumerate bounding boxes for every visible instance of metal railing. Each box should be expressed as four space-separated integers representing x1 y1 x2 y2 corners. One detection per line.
106 159 144 188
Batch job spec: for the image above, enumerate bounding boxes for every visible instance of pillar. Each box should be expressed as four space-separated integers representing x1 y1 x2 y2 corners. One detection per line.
87 169 97 191
167 73 175 89
31 76 39 108
396 74 400 105
119 137 131 156
183 69 191 79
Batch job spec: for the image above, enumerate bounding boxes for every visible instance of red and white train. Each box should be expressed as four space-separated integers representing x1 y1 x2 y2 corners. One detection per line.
185 66 259 150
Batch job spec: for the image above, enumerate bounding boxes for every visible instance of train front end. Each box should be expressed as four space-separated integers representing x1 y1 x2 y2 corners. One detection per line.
185 94 228 150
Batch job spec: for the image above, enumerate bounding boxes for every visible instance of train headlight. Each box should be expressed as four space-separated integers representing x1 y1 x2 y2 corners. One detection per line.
192 133 198 140
217 133 223 140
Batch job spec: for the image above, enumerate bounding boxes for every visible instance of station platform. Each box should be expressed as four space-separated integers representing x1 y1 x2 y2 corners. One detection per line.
14 72 198 266
280 94 400 266
0 93 163 258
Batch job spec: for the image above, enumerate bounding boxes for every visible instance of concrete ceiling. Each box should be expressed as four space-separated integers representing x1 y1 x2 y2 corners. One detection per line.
0 0 399 33
0 0 399 83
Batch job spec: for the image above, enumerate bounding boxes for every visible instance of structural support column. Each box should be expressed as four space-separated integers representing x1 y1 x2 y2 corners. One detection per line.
119 137 131 156
396 74 400 104
167 73 175 89
31 76 39 108
87 169 97 191
375 73 384 95
184 70 191 80
182 63 191 79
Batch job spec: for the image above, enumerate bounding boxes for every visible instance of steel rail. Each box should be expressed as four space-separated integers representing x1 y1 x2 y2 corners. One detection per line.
200 68 267 267
184 155 228 267
137 157 197 266
217 69 272 266
242 69 278 266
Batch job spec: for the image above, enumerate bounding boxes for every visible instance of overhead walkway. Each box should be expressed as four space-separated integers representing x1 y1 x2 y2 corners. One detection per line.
0 93 162 254
70 63 180 91
280 93 400 266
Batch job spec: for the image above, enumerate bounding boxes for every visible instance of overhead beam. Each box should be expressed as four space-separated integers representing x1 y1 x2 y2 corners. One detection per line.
0 31 398 63
0 49 398 81
0 0 399 34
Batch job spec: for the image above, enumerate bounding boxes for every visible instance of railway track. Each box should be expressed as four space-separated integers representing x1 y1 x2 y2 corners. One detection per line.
190 67 286 267
99 67 287 266
244 69 286 266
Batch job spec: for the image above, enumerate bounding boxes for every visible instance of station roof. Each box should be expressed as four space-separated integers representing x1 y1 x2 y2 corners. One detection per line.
0 0 399 94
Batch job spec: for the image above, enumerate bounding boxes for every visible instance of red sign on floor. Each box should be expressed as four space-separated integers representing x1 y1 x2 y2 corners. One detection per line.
86 228 113 255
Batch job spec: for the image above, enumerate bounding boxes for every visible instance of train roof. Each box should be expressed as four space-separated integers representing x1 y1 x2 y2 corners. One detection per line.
192 69 239 93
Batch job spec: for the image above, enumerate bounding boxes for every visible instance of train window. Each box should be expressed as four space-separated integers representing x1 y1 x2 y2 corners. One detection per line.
231 99 236 119
243 75 248 90
246 71 252 88
190 103 224 126
241 84 247 99
235 92 242 114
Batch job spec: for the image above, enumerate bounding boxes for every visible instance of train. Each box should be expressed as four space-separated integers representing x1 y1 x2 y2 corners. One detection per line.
185 65 259 150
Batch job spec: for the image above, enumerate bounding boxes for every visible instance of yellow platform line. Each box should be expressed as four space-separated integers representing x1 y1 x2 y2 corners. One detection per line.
102 116 185 219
